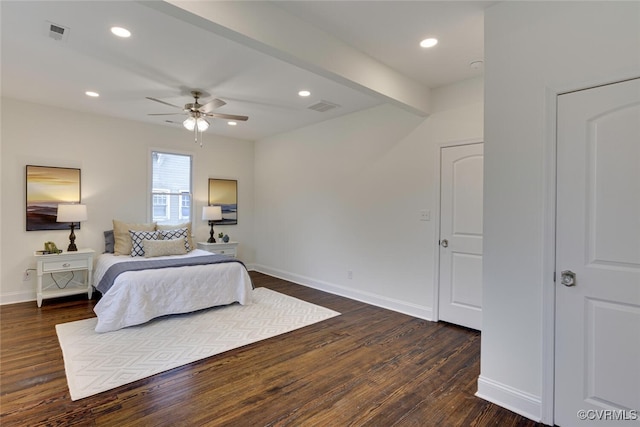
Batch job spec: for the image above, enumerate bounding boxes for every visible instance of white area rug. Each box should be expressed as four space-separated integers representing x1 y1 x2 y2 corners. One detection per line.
56 287 340 401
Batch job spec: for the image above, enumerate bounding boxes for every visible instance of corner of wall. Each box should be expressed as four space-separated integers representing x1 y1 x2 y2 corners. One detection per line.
476 375 542 422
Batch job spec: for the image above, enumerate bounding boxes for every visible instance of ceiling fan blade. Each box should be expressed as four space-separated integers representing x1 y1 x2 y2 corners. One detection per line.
204 112 249 121
200 98 227 112
146 97 183 110
148 113 185 116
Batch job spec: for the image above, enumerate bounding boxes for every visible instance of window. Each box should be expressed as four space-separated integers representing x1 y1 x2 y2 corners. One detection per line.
151 151 192 225
180 191 190 219
152 190 170 220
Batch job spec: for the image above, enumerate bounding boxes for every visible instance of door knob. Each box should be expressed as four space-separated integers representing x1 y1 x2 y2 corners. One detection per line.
561 270 576 287
441 239 449 248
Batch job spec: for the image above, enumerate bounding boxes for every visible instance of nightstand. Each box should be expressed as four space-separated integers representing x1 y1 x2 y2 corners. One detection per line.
197 241 238 258
34 248 95 307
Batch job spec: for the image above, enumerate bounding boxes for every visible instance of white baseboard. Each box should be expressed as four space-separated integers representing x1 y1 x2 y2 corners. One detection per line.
252 264 433 321
0 290 35 306
476 375 542 422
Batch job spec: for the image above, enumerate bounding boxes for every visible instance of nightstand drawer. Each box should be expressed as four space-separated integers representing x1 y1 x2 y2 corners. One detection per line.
216 249 236 256
197 241 239 258
42 259 89 272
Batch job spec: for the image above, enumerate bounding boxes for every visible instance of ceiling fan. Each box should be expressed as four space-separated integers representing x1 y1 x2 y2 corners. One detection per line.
146 90 249 146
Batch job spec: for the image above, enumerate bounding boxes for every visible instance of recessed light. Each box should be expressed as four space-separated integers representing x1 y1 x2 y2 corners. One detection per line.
110 26 131 38
298 90 311 97
420 38 438 48
227 121 237 126
85 91 100 97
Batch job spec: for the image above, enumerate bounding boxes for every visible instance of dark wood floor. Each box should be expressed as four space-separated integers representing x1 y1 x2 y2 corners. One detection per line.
1 272 545 426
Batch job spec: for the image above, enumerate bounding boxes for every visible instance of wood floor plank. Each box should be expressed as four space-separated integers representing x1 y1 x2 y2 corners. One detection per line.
1 272 546 426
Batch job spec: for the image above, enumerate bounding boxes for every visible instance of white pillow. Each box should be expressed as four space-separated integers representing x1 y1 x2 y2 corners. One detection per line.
143 238 187 258
129 230 160 257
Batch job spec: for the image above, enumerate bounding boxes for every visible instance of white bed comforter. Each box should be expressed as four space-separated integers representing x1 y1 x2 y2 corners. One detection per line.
92 250 253 333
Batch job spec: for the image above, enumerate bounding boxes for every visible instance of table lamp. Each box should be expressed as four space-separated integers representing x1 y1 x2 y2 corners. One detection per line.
56 204 87 251
202 205 223 243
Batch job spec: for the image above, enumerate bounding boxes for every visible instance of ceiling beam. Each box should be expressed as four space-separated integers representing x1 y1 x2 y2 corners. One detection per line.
145 1 431 116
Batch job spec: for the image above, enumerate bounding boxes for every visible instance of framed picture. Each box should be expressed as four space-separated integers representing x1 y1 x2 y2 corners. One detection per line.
26 165 81 231
208 178 237 225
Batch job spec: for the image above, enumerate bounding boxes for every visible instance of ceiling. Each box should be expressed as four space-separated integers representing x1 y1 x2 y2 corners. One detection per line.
1 1 492 142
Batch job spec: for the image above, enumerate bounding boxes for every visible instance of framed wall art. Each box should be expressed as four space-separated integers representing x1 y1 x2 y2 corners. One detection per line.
208 178 237 225
26 165 81 231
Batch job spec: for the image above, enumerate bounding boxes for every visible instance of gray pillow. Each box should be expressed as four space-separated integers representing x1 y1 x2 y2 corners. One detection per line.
104 230 114 253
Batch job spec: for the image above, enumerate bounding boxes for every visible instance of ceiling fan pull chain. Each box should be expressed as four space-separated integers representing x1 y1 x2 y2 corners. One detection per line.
194 128 203 147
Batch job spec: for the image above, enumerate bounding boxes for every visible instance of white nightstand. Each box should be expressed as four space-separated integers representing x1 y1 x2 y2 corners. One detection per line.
197 241 238 258
34 248 95 307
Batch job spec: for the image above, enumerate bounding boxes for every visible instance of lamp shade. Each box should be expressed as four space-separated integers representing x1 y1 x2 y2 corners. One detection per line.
202 205 222 221
56 204 87 222
183 116 196 131
196 117 210 131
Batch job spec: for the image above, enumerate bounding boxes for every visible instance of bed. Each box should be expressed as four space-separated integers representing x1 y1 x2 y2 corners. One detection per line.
92 222 253 333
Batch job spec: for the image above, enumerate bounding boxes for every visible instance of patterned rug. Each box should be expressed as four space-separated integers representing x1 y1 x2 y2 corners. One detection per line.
56 287 340 400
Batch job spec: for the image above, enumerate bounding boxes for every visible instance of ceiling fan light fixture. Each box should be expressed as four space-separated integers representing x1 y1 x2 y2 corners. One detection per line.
183 116 196 131
196 117 209 131
147 91 248 147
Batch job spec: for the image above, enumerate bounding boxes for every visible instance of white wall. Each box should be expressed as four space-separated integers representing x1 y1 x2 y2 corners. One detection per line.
0 98 255 304
480 1 640 423
253 77 483 319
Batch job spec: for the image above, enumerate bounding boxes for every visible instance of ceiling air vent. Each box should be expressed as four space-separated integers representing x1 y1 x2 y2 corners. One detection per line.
307 100 340 113
45 21 70 42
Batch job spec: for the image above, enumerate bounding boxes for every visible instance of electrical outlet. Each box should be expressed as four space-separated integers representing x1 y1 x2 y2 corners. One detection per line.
23 270 31 281
420 209 431 221
347 270 353 279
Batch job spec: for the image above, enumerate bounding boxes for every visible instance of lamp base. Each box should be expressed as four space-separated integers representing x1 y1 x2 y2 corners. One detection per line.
67 223 78 251
208 221 216 243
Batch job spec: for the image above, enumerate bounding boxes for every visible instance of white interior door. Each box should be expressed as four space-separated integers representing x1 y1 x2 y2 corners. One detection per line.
438 143 483 330
555 78 640 426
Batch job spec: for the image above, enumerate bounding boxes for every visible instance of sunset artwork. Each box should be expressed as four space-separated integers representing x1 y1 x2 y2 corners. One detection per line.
26 165 81 231
208 179 238 225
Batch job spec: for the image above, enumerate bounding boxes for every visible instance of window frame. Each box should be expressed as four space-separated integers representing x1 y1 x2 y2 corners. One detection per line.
149 149 194 226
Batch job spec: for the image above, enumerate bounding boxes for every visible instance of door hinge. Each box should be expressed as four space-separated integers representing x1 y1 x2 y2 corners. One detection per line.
553 271 556 282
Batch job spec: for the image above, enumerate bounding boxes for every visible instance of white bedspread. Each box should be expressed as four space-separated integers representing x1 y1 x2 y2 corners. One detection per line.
92 250 253 333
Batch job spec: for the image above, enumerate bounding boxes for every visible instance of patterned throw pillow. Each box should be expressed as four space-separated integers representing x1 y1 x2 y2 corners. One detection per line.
129 230 160 257
159 228 190 251
157 222 194 252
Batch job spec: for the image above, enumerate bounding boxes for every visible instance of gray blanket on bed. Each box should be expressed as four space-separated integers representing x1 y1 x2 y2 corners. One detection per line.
96 254 246 294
